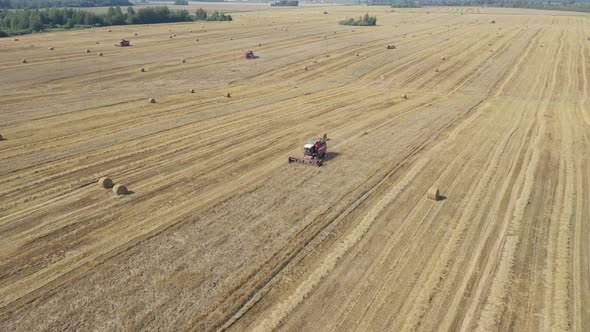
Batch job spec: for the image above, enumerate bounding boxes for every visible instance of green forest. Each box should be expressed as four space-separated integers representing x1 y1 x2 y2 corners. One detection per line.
339 13 377 26
194 8 232 21
0 6 232 37
0 0 132 9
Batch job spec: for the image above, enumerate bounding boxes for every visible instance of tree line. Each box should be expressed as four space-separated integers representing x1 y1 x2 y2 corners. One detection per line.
0 0 132 9
271 0 299 6
0 6 233 36
194 8 232 21
339 13 377 26
367 0 590 12
422 0 590 12
387 0 421 7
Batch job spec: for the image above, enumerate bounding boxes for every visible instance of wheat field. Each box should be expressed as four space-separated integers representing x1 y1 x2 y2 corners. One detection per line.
0 5 589 331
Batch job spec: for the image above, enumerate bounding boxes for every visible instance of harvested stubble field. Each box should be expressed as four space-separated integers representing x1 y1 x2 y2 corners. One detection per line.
1 5 589 331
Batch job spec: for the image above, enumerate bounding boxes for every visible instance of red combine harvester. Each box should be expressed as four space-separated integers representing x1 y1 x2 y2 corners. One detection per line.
115 39 131 47
288 134 329 167
387 44 396 49
245 50 256 59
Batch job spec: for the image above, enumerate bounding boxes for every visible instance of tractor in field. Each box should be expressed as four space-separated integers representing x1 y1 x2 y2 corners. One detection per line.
115 39 131 47
288 134 329 167
245 50 257 59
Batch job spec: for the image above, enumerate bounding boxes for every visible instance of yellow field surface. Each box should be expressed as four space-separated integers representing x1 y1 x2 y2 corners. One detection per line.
0 5 589 331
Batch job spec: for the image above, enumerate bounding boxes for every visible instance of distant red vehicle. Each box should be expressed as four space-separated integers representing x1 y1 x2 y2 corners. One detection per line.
387 44 396 49
245 50 256 59
115 39 131 47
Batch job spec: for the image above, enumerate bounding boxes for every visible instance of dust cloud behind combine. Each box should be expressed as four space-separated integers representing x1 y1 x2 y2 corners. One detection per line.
0 5 589 331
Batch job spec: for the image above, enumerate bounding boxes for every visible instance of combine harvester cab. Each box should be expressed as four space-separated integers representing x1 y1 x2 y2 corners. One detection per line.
288 134 329 167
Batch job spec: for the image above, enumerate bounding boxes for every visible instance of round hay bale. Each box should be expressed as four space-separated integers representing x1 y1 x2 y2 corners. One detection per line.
21 59 27 63
402 94 408 99
196 38 199 42
148 97 156 103
170 35 173 39
259 43 262 46
230 37 233 40
181 58 186 63
48 46 54 50
140 67 146 72
0 134 3 140
86 49 91 53
98 177 114 189
304 66 308 71
98 52 103 56
173 34 176 37
189 88 195 93
108 29 112 32
14 38 19 41
427 187 440 201
96 41 100 44
356 53 360 56
226 93 231 98
134 32 138 36
435 68 439 72
112 184 128 196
